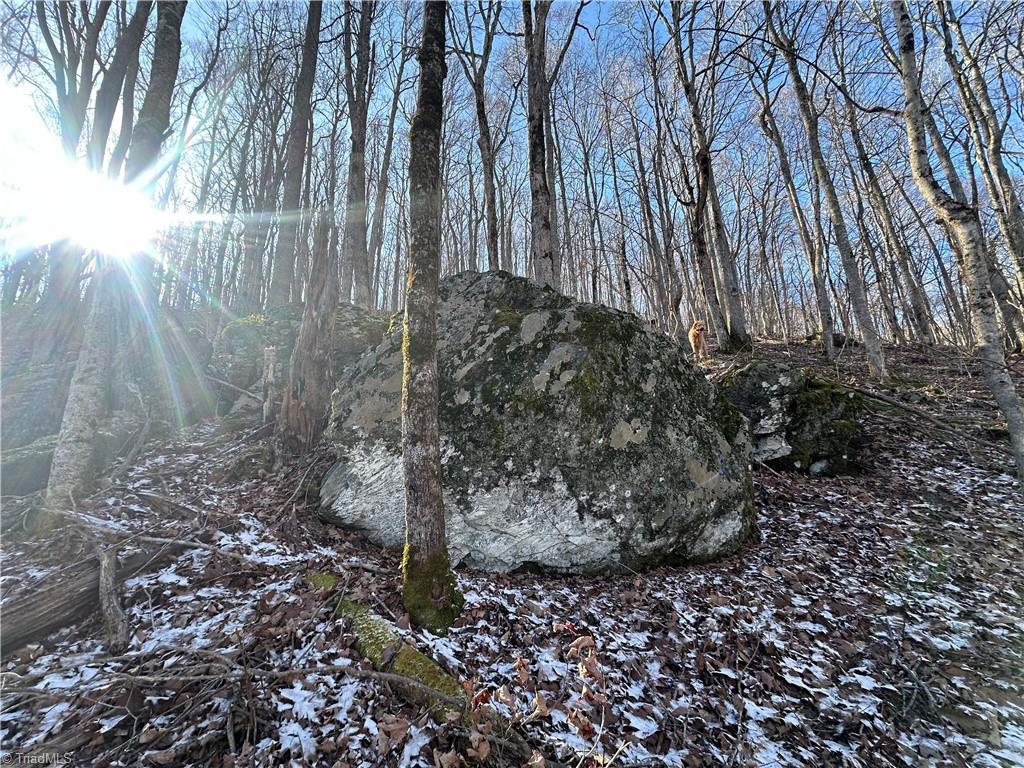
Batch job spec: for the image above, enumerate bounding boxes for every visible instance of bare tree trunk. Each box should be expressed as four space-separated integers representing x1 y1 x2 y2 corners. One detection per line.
43 2 188 528
87 1 153 169
937 2 1024 295
278 215 337 454
754 83 835 358
451 2 502 271
402 0 461 633
123 2 187 183
43 265 115 521
845 101 935 345
891 0 1024 482
665 3 750 351
267 0 322 307
765 3 887 378
343 1 375 307
368 44 410 281
523 0 558 289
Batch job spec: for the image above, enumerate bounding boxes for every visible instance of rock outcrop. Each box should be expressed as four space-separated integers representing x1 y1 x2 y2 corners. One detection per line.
210 303 389 412
1 308 79 452
722 360 864 475
0 411 142 497
320 271 754 574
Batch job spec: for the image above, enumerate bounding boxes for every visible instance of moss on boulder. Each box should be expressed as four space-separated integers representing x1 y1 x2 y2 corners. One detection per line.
722 360 865 475
321 271 754 574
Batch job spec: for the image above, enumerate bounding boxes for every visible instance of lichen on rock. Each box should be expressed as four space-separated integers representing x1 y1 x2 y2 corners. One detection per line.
320 271 755 574
721 359 865 475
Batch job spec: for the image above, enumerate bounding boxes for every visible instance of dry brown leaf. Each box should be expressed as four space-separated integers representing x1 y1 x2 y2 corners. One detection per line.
467 727 491 761
531 691 549 717
435 748 464 768
514 656 530 685
566 635 595 657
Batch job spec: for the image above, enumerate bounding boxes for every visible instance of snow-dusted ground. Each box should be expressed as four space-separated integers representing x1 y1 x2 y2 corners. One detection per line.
2 377 1023 767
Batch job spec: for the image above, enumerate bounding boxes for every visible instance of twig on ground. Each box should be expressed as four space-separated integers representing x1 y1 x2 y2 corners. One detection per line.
136 536 255 566
834 381 1013 457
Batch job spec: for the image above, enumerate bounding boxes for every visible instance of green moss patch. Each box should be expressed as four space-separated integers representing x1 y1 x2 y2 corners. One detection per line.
334 598 466 717
401 546 464 633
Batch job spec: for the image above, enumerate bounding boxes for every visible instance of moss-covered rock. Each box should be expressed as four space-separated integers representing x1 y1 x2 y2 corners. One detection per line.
210 439 274 483
0 434 57 496
722 360 865 475
209 303 389 411
320 271 754 574
0 410 142 497
1 361 75 452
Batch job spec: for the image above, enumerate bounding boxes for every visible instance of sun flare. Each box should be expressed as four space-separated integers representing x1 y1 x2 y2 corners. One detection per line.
0 80 169 261
10 164 167 261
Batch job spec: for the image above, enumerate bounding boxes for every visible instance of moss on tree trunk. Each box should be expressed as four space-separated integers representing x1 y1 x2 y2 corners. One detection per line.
401 546 463 633
401 0 462 631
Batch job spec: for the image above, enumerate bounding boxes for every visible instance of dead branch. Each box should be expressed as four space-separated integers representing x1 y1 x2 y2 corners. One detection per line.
98 547 128 653
205 374 262 402
833 380 1013 457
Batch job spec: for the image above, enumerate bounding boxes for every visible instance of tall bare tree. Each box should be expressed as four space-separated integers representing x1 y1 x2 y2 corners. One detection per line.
401 0 462 632
450 1 502 271
278 213 337 453
342 0 376 307
764 2 888 378
890 0 1024 482
44 2 189 522
267 0 322 307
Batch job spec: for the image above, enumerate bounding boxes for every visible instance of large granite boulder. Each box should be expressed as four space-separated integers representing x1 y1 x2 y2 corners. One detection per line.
320 271 754 574
722 360 864 475
210 303 389 411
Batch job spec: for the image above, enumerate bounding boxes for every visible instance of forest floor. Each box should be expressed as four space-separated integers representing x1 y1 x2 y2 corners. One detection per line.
1 342 1023 767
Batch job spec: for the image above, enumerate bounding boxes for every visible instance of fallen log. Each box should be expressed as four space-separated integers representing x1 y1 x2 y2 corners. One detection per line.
1 547 169 658
834 380 1013 457
325 589 567 767
333 597 467 717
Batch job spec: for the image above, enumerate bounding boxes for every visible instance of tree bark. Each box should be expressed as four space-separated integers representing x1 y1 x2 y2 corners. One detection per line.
124 2 187 184
890 0 1024 482
43 264 116 520
523 1 559 289
278 215 338 454
267 0 322 307
368 42 411 283
402 0 461 632
0 546 172 657
343 1 376 308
